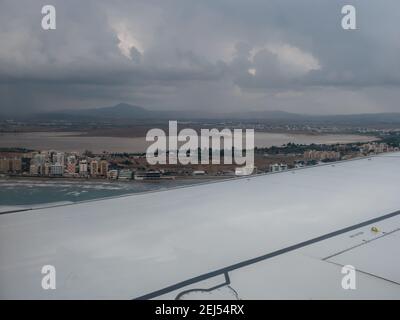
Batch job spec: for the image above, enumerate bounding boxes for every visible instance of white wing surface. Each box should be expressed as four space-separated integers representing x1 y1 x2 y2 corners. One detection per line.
1 154 400 299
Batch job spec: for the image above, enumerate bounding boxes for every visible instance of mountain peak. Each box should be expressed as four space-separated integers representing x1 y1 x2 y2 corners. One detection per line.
86 103 149 118
106 103 146 111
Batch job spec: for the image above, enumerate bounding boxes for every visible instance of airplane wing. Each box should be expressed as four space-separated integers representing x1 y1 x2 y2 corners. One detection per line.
1 153 400 299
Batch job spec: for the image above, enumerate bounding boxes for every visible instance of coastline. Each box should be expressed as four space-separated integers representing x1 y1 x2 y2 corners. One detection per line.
0 131 380 154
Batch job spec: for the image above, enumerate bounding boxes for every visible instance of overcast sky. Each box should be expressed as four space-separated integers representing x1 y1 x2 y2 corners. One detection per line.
1 0 400 115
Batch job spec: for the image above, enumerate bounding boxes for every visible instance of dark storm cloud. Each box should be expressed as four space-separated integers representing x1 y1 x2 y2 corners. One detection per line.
0 0 400 114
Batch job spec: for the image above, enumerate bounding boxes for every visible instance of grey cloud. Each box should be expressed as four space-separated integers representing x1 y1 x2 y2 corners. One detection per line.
1 0 400 114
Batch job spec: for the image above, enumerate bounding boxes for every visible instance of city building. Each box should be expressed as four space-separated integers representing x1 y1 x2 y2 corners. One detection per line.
118 169 133 180
50 164 64 176
79 160 88 176
269 163 288 172
29 164 39 175
192 170 206 176
66 155 77 174
32 153 46 166
303 150 341 161
134 170 161 180
52 152 65 167
235 166 256 176
90 160 99 176
0 157 22 173
107 169 119 180
21 157 31 173
44 162 51 176
99 160 109 177
0 158 8 173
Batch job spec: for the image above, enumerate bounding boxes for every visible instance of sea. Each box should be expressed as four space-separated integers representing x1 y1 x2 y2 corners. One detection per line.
0 178 211 207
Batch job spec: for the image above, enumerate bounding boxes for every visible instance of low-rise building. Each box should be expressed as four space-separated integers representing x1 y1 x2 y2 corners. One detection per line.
134 170 161 180
90 160 99 176
235 166 256 176
29 164 39 175
99 160 109 177
118 169 133 180
303 150 341 161
107 169 119 180
79 160 88 176
192 170 206 176
269 163 288 172
0 158 9 173
0 158 22 173
50 164 64 176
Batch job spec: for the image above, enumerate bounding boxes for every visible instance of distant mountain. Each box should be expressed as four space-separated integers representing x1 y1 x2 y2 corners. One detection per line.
9 103 149 122
53 103 151 120
312 113 400 125
81 103 149 118
4 103 400 126
226 110 400 125
23 103 219 121
27 103 310 121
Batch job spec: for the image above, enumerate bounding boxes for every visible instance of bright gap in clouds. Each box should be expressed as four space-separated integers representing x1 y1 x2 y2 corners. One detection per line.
113 23 144 60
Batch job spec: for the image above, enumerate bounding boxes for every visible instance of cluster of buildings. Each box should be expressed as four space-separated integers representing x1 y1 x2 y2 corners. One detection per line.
1 141 399 179
0 150 167 180
359 142 397 154
303 150 341 161
268 163 289 172
0 157 22 173
0 150 110 178
262 142 399 174
27 151 109 177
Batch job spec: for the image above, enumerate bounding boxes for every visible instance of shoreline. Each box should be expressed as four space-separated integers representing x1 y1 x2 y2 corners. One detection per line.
0 175 230 183
0 131 381 154
0 128 381 139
